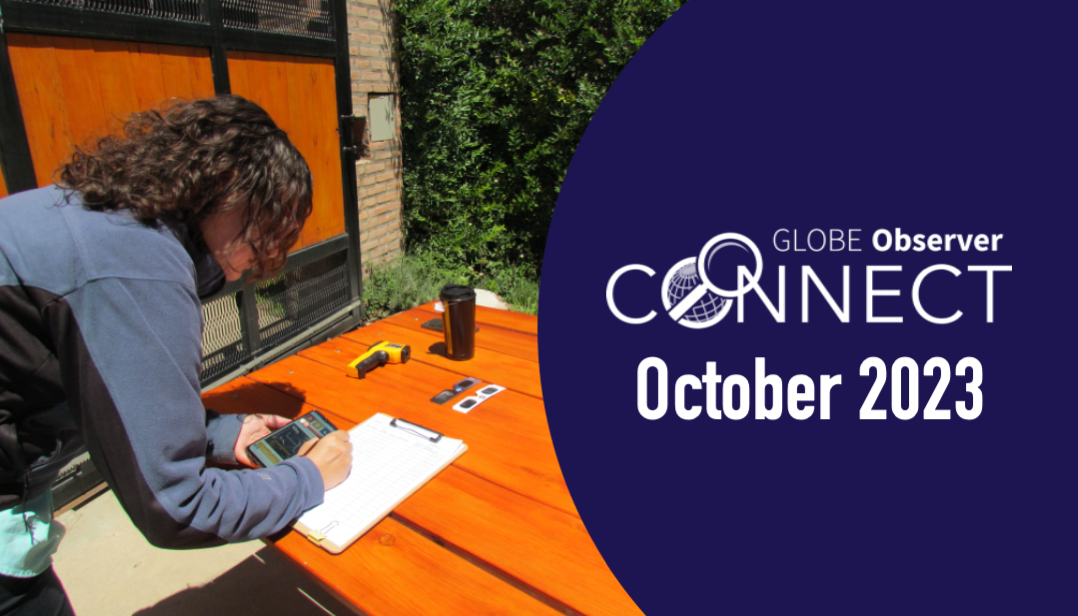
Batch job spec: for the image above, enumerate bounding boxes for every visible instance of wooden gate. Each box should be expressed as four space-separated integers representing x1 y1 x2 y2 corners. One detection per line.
0 0 364 389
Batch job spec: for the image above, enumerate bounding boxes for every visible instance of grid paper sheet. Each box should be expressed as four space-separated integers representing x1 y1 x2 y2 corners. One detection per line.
298 413 465 548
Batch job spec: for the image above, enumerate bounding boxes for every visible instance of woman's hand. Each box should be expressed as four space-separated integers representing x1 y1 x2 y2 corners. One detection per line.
234 414 292 467
297 431 353 490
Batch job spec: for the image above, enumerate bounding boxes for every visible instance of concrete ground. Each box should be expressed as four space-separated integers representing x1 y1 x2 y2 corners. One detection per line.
51 292 509 615
53 490 357 615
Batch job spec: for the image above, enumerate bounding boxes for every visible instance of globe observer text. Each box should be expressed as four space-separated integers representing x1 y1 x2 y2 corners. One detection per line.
607 228 1007 422
772 228 1004 253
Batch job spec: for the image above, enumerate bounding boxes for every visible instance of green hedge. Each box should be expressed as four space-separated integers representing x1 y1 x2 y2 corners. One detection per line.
362 252 540 321
397 0 683 276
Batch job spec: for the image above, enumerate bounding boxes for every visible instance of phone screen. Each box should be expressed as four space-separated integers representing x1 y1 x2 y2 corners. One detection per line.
248 413 338 467
264 422 314 458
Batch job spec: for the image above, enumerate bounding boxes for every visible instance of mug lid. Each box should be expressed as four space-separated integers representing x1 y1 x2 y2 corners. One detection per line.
440 284 476 302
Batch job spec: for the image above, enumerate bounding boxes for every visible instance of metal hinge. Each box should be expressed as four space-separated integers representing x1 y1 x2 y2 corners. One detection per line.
340 114 367 158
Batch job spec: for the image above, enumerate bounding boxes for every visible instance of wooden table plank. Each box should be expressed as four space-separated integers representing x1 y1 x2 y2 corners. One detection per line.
208 309 645 616
272 516 565 616
420 301 539 336
221 359 637 615
395 466 645 616
298 337 552 446
203 376 323 420
381 307 540 363
204 379 567 616
245 342 577 515
343 322 544 399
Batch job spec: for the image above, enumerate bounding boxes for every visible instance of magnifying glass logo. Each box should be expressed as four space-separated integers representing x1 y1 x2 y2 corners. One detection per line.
667 233 763 322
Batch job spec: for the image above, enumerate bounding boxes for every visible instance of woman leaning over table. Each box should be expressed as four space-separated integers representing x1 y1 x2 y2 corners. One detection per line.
0 95 352 615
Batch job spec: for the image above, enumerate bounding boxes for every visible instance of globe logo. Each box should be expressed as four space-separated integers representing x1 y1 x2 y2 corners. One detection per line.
661 233 763 328
665 261 727 324
604 232 763 328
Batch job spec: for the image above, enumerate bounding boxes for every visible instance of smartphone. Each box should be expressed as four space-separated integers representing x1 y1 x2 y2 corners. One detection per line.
246 411 338 468
421 318 479 333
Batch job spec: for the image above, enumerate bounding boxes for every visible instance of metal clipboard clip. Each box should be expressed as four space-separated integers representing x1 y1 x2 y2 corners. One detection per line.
307 521 337 545
390 417 443 443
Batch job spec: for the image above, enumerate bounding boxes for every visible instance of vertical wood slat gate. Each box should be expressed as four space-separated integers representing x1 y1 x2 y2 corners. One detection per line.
0 0 364 391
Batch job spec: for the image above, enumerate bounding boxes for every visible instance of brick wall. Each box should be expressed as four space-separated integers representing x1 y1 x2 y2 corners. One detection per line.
347 0 403 273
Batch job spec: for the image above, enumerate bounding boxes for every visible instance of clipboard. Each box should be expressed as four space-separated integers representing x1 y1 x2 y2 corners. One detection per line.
293 413 468 554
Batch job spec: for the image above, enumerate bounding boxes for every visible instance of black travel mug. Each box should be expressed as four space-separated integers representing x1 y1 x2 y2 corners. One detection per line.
440 284 476 360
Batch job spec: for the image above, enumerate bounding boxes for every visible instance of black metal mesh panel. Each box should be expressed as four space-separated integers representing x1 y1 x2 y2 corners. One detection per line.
15 0 206 22
222 0 333 40
255 249 350 349
200 292 246 383
199 249 351 385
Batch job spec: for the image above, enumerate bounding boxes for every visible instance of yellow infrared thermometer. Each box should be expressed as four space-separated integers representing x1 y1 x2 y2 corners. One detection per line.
348 340 411 378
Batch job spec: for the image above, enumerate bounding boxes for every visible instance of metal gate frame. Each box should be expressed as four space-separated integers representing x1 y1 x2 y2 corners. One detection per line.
0 0 366 391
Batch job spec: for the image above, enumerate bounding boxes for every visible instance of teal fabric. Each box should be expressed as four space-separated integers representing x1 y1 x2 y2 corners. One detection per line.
0 491 64 578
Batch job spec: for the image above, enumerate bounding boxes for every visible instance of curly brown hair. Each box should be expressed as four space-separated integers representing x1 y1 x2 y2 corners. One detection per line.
58 95 313 280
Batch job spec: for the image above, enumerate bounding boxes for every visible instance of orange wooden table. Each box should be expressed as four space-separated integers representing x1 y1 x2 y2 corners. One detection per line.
202 302 644 616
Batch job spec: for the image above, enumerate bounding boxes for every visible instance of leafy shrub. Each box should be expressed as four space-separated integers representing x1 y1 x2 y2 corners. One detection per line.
397 0 683 277
362 252 470 322
363 252 540 321
485 262 540 315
